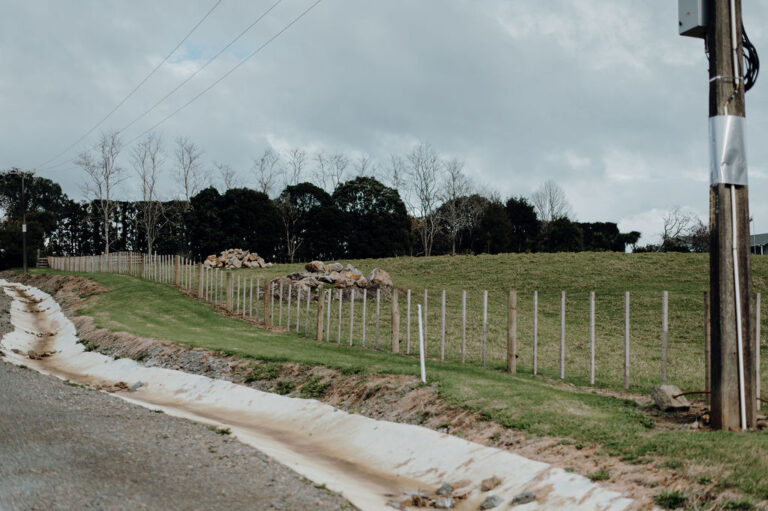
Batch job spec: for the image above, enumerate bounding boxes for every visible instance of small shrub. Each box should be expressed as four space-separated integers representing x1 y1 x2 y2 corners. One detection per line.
300 377 331 398
653 490 686 510
564 467 576 473
587 468 610 482
207 426 231 435
696 475 712 485
575 443 586 450
275 381 295 395
340 366 364 376
490 432 501 442
662 459 682 470
245 363 281 383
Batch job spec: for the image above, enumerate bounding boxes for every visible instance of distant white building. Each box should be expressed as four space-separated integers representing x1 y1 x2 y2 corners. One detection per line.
751 233 768 254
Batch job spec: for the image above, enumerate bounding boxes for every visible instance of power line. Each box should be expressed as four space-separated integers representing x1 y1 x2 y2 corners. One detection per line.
125 0 323 148
35 0 223 170
116 0 284 137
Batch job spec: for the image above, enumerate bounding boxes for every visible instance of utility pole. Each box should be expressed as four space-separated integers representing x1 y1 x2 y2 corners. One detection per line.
21 171 27 274
9 168 28 274
706 0 756 430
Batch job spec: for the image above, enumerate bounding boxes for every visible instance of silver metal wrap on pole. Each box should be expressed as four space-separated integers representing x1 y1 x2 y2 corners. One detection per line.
709 115 748 185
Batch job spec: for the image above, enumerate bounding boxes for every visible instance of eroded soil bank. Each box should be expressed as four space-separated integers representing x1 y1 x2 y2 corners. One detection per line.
2 272 749 510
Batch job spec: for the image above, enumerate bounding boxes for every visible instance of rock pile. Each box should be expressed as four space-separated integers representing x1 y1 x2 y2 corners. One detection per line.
203 249 272 269
271 261 393 298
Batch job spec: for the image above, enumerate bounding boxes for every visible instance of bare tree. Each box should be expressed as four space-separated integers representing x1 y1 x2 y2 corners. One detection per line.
328 152 349 190
252 148 281 196
440 158 473 256
531 180 571 223
354 154 377 178
174 136 203 201
131 133 166 257
406 143 443 257
285 147 307 187
660 207 704 251
275 190 302 263
76 130 124 255
214 161 240 191
312 150 330 191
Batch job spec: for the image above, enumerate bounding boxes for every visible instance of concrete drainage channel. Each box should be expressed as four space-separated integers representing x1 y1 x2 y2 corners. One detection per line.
0 280 640 511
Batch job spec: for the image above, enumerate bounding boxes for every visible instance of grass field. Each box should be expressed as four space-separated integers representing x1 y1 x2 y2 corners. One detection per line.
28 262 768 503
209 252 768 395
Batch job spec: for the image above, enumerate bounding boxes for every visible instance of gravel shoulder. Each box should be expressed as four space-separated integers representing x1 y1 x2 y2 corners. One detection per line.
0 292 351 511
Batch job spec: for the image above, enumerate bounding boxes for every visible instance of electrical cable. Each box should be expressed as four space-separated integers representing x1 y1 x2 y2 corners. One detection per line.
742 26 759 92
116 0 284 137
124 0 323 148
34 0 222 171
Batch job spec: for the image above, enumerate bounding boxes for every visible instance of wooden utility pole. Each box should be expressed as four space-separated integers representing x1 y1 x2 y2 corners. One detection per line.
708 0 756 430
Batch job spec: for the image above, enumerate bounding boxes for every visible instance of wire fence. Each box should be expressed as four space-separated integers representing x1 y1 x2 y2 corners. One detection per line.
48 252 764 396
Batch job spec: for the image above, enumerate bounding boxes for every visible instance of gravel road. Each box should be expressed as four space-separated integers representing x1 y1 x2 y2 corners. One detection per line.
0 292 352 511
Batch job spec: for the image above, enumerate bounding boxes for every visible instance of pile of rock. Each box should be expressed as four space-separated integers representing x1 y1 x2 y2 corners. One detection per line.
203 249 272 269
272 260 393 298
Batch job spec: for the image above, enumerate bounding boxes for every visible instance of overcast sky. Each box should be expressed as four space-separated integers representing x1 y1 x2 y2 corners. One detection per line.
2 1 768 245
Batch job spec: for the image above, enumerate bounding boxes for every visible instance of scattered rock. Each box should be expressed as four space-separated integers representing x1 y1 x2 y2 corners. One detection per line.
325 262 343 272
480 476 502 492
203 249 268 269
650 385 690 411
368 268 393 288
128 381 144 392
434 496 455 509
271 261 394 298
479 495 503 510
511 491 535 506
386 501 405 511
436 482 454 495
305 261 325 273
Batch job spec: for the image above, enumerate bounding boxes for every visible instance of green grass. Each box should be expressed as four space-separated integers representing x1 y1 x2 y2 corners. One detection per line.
219 252 768 394
31 253 768 501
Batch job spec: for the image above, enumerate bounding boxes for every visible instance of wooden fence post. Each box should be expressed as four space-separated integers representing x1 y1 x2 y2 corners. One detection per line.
423 289 428 349
362 291 367 347
305 288 310 335
265 281 273 327
507 290 517 374
392 289 400 353
296 285 302 332
174 255 180 286
325 290 331 342
316 289 325 341
406 290 411 354
624 291 630 390
375 288 381 349
590 291 595 385
286 284 292 330
461 290 467 364
337 289 342 344
757 292 761 411
197 264 204 298
482 290 488 369
661 291 669 384
349 289 355 346
226 272 233 312
278 282 284 326
560 291 565 379
249 277 253 317
440 290 446 361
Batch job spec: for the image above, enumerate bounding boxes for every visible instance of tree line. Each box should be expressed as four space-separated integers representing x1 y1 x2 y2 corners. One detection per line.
1 131 651 269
